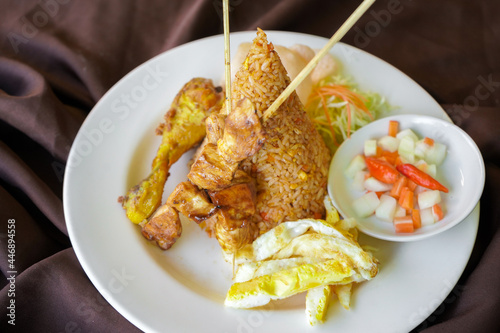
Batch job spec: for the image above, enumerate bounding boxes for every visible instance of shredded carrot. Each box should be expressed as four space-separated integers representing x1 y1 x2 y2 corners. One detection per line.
317 91 339 146
308 84 375 140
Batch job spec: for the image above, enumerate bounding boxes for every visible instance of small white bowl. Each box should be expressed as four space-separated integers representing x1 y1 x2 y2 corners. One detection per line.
327 114 485 242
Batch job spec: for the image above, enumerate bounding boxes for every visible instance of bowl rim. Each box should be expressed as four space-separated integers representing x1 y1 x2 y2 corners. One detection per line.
327 114 485 242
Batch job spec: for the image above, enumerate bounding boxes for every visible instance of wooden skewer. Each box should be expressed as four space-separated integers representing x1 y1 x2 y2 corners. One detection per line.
223 0 232 115
262 0 376 122
223 2 237 273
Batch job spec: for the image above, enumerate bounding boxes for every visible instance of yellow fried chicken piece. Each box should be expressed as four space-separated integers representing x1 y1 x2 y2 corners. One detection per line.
119 78 223 224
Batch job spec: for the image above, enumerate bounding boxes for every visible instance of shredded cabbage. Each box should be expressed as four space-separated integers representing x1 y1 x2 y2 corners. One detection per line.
306 74 391 154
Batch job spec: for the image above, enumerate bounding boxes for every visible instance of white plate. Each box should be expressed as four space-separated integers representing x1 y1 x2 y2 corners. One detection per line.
63 31 479 333
328 114 485 242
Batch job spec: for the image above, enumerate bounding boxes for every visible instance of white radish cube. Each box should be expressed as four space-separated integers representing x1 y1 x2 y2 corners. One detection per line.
398 155 412 165
413 185 427 195
396 128 419 141
398 136 415 163
375 195 397 222
378 135 400 153
364 139 377 156
417 190 441 210
425 142 447 166
427 164 437 178
352 192 380 218
345 155 366 179
364 177 393 192
352 170 368 191
394 205 406 218
420 207 435 226
396 128 418 142
414 140 431 159
415 159 429 172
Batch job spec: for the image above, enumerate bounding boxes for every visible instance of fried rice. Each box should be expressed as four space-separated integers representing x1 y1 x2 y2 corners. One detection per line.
232 29 331 235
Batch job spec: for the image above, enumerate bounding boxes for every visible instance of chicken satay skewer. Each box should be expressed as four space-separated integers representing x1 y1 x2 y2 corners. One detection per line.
262 0 375 122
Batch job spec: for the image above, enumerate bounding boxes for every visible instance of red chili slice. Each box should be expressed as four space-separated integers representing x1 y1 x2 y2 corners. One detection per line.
396 163 449 193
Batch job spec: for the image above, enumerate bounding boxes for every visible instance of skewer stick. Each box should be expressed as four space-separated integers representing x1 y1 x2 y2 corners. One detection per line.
223 0 237 276
223 0 232 115
262 0 376 122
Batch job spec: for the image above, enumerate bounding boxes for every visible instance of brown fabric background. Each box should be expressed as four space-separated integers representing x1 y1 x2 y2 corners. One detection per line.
0 0 499 332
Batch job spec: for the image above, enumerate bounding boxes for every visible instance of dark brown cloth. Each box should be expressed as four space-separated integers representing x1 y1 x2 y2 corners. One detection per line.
0 0 499 332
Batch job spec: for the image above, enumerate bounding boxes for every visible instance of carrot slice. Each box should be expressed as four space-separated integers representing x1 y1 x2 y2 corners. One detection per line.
432 204 444 221
398 187 414 211
394 155 404 167
412 209 421 229
390 176 407 199
379 149 399 165
407 179 418 191
388 120 399 137
423 137 435 146
394 216 414 233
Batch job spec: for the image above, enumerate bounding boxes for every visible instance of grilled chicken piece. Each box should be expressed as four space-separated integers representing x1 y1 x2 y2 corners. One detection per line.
206 112 226 144
141 205 182 250
166 181 216 223
209 171 257 252
214 213 255 253
231 169 254 185
187 142 238 191
209 182 256 226
119 78 223 224
217 98 265 163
